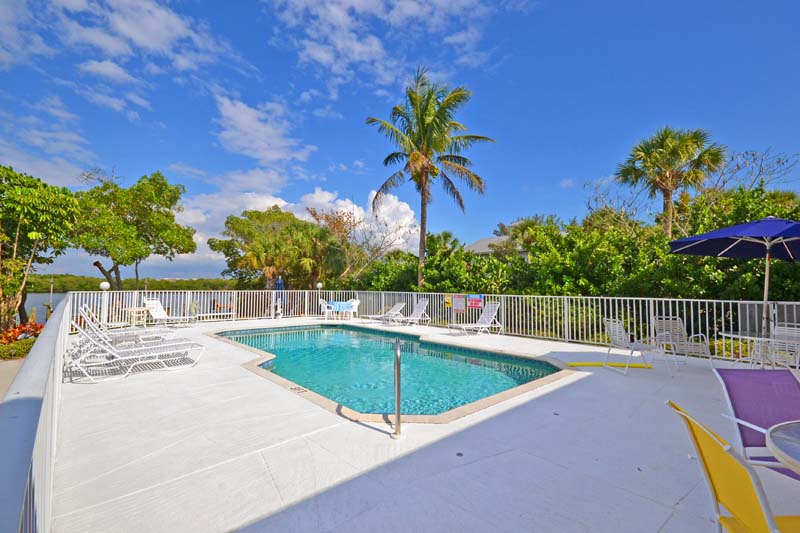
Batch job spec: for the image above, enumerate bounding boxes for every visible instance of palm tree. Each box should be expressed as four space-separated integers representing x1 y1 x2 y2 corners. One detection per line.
616 126 726 237
367 68 494 286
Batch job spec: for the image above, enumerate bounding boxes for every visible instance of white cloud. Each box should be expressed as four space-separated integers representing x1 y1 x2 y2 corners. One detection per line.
214 95 317 166
0 0 55 69
125 92 151 109
83 89 126 111
125 110 140 122
167 162 207 178
60 17 133 57
559 178 575 189
297 88 321 103
312 105 343 119
79 59 140 84
209 168 288 194
52 0 250 73
0 139 84 186
270 0 505 96
33 96 78 121
17 126 95 161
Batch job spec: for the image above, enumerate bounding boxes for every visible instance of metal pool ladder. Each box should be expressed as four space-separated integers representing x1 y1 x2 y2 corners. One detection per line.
391 337 402 439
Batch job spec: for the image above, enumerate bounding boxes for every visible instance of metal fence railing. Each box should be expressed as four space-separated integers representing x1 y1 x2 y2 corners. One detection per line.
3 289 800 529
68 289 795 361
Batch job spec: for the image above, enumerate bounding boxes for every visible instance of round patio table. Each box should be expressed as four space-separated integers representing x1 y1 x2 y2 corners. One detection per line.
766 421 800 476
719 331 773 368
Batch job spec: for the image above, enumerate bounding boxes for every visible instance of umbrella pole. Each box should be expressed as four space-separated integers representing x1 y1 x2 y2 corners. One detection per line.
762 248 771 337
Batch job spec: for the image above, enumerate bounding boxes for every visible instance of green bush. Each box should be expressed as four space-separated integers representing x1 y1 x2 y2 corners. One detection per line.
0 337 36 359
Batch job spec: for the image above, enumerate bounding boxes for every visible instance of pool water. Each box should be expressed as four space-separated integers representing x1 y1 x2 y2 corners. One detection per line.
220 325 558 415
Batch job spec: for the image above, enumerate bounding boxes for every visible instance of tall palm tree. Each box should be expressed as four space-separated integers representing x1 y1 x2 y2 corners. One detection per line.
616 126 726 237
367 68 494 286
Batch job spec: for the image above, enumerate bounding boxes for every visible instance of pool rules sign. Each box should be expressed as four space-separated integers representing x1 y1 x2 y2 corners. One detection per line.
452 294 466 314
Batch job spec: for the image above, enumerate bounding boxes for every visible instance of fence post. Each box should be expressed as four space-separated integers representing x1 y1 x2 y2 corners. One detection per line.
648 299 656 340
563 297 570 342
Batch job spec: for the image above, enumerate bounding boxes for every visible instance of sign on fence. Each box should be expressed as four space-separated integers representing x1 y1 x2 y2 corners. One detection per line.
467 294 484 309
453 294 466 313
444 294 452 308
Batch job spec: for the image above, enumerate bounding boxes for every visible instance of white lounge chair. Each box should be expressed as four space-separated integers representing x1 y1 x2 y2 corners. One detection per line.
144 298 193 326
67 321 204 382
363 302 406 323
654 316 712 366
78 306 190 350
396 299 430 325
79 305 170 343
448 301 502 335
603 317 675 375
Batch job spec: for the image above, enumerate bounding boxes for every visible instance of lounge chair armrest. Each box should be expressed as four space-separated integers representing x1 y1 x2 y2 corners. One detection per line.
688 333 708 342
721 413 767 434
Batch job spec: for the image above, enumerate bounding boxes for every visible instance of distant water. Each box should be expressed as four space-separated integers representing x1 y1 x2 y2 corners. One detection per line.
20 293 66 323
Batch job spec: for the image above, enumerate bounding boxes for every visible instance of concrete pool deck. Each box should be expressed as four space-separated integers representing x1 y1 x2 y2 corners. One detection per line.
52 318 800 532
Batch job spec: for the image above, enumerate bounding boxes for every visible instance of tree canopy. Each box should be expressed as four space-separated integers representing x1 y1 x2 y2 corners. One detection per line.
0 166 79 328
72 171 196 289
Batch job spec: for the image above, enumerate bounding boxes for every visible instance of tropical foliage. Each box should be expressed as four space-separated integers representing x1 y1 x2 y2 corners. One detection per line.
356 183 800 302
208 206 345 289
0 166 79 329
367 68 494 286
616 126 726 237
26 274 235 292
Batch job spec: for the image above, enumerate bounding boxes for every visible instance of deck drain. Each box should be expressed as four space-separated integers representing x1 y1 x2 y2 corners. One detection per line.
456 452 464 457
290 386 308 393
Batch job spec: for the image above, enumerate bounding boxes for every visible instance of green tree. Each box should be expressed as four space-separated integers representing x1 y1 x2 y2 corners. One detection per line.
367 68 494 286
0 166 79 329
209 206 344 289
72 172 196 290
616 126 726 237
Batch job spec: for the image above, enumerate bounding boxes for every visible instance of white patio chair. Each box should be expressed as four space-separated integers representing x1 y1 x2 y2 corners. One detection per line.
363 302 406 323
144 298 193 326
396 299 431 326
769 323 800 367
67 321 204 383
344 299 360 320
653 317 713 367
448 301 503 335
319 299 334 320
603 318 675 375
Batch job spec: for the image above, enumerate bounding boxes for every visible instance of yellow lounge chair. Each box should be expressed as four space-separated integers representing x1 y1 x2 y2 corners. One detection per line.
667 401 800 532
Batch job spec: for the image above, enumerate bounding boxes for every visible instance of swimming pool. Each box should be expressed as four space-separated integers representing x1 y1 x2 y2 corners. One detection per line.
219 325 559 416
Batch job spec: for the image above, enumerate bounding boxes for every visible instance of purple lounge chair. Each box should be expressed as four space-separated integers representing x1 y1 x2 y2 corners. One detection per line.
714 368 800 480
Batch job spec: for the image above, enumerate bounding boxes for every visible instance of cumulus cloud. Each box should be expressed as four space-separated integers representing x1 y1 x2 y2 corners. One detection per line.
214 94 317 166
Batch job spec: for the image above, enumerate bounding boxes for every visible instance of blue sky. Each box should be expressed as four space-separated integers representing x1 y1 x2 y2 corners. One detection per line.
1 0 798 279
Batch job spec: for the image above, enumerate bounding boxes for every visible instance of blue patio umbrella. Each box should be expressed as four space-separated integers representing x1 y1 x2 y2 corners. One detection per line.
669 216 800 333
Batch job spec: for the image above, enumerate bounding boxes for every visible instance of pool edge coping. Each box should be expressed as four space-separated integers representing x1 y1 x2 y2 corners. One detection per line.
206 321 581 425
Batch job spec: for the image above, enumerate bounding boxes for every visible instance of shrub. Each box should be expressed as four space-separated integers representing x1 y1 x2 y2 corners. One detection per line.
0 323 44 345
0 337 36 359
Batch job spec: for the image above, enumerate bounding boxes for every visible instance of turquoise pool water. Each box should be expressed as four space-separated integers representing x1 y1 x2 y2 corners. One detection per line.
219 325 558 415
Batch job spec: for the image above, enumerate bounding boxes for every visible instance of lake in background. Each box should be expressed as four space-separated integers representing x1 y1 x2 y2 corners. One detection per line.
22 293 66 323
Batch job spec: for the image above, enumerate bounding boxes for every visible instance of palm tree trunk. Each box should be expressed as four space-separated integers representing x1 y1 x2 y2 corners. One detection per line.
417 189 428 287
662 190 674 238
